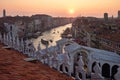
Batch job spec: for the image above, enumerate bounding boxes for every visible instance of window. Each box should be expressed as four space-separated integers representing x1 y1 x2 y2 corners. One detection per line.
10 26 12 31
117 44 120 48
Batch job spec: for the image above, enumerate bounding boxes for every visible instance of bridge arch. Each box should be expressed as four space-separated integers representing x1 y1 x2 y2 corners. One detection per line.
72 49 89 76
102 63 110 78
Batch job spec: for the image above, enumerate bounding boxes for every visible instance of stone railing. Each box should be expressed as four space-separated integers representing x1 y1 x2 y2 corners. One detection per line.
0 32 108 80
0 32 74 78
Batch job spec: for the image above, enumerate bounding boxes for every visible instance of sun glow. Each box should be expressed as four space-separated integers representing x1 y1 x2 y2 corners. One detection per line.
69 9 74 14
0 0 119 17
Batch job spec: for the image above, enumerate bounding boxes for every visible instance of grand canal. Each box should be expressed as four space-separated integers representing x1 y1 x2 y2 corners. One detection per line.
32 23 72 49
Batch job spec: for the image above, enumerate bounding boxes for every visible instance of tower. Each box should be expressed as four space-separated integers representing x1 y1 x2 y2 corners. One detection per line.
118 10 120 19
3 9 6 17
104 13 108 21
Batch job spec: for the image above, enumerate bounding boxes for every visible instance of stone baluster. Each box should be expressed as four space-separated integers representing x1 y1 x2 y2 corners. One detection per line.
5 33 8 45
5 34 8 45
30 42 36 57
27 45 31 57
20 38 25 53
16 36 20 51
37 42 41 51
9 33 12 47
25 40 30 55
28 42 32 57
5 34 7 45
50 48 58 68
7 33 10 46
56 54 61 71
31 42 34 57
3 33 6 44
34 50 41 61
34 42 41 59
24 40 28 55
12 36 16 49
14 36 17 50
6 33 9 46
18 38 22 52
45 45 49 64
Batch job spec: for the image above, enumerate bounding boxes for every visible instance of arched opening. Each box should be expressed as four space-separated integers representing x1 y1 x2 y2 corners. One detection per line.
10 26 12 31
60 64 63 72
79 72 82 79
102 63 110 78
99 63 101 67
111 65 119 79
65 66 68 73
65 43 71 46
92 62 96 73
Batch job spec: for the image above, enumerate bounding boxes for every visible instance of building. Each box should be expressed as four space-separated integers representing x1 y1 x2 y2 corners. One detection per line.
3 9 6 17
71 17 120 55
31 14 53 30
104 13 108 21
118 10 120 19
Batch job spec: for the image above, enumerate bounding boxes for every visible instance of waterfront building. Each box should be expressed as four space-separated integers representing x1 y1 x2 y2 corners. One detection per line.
71 17 120 54
104 13 108 21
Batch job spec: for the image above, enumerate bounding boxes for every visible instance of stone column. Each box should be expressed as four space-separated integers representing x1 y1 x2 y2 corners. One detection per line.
37 42 41 51
9 33 12 47
12 35 15 48
3 33 6 44
31 43 36 57
20 38 24 53
16 36 20 51
5 33 8 45
88 54 92 75
110 65 112 79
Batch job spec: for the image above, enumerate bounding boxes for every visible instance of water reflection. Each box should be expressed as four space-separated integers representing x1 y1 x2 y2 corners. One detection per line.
32 24 72 50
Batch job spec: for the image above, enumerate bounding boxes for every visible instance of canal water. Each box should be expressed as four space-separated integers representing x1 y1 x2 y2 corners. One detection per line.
32 23 72 50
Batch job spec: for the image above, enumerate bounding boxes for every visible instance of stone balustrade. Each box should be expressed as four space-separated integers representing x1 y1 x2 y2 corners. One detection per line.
1 32 120 80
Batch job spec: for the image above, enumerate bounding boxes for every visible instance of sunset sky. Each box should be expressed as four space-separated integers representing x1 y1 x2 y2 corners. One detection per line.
0 0 120 17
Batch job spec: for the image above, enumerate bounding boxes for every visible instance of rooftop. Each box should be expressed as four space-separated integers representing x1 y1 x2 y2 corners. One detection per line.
0 43 73 80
